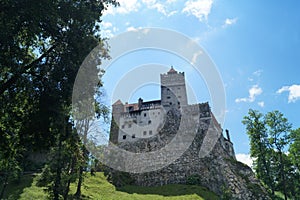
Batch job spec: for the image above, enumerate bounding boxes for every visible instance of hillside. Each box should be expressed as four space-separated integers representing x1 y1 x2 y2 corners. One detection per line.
3 172 219 200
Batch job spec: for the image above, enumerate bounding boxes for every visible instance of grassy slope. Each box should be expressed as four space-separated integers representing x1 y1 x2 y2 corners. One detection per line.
4 172 219 200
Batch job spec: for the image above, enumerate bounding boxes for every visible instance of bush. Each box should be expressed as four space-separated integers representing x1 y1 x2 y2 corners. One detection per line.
186 174 201 185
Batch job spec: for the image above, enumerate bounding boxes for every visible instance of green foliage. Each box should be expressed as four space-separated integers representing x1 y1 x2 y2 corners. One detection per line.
1 0 118 198
4 172 219 200
243 109 299 199
220 186 233 200
287 128 300 198
104 169 135 187
186 174 202 185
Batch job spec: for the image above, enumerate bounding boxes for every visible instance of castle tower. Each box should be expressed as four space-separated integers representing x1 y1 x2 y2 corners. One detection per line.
109 100 124 144
160 67 188 109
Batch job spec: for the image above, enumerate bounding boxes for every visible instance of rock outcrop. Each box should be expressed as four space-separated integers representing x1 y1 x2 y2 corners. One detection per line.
107 104 270 199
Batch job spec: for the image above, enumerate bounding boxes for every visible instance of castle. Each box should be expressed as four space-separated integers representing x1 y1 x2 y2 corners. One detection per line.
107 67 269 199
109 67 235 157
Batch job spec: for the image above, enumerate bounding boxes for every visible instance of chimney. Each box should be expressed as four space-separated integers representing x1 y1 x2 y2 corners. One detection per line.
226 129 231 142
138 98 143 110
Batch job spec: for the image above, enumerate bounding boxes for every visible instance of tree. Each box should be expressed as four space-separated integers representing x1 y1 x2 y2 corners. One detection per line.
288 128 300 198
243 109 296 199
265 111 291 200
242 109 275 195
0 0 118 198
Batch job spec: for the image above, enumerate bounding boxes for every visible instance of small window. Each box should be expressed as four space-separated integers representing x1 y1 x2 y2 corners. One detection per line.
177 87 180 90
148 120 151 124
149 130 153 135
121 125 125 129
169 102 172 105
158 112 160 115
167 96 171 99
144 113 147 117
132 134 135 138
143 131 147 135
128 124 132 128
178 96 181 98
178 102 180 105
123 135 126 140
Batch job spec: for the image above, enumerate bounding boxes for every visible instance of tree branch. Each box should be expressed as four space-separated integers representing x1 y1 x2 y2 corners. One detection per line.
0 43 59 95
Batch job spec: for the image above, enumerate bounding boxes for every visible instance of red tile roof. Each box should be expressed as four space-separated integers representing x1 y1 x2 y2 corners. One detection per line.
168 66 177 74
113 99 123 105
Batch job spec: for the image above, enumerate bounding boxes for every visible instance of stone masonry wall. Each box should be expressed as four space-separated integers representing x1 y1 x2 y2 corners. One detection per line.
109 103 270 199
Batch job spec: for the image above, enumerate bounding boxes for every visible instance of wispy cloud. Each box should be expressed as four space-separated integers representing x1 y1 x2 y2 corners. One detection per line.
222 17 238 28
253 69 263 77
235 85 263 103
277 84 300 103
126 26 143 31
104 0 141 15
101 22 113 29
236 153 253 168
142 0 177 17
191 51 203 65
182 0 213 22
258 101 265 107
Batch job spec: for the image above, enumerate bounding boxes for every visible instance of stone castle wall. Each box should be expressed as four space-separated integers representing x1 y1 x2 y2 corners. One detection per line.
108 104 269 200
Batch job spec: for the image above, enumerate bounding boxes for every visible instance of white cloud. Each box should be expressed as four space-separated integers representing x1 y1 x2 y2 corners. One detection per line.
191 51 203 65
142 0 177 17
182 0 213 22
235 85 263 103
126 26 141 31
101 22 113 29
222 17 237 28
166 0 177 3
104 0 141 15
258 101 265 107
253 69 263 77
236 153 253 168
277 84 300 103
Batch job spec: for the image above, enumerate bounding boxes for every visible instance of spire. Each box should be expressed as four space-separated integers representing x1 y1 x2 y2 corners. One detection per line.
168 66 177 74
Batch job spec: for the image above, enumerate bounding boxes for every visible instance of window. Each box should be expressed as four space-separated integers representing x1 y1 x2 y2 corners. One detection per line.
132 134 135 138
149 130 153 135
178 96 181 98
148 120 151 124
169 102 172 105
121 125 125 129
158 112 160 115
144 113 147 117
177 87 180 90
123 135 126 140
143 131 147 136
128 124 132 128
167 96 171 99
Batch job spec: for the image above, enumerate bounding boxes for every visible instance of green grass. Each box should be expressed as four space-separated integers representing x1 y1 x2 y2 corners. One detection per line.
2 174 46 200
4 172 219 200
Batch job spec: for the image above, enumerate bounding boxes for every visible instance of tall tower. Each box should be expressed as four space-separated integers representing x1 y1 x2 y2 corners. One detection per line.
109 100 124 144
160 67 188 109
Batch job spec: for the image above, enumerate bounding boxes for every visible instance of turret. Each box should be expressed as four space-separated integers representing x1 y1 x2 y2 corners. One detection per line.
160 67 188 110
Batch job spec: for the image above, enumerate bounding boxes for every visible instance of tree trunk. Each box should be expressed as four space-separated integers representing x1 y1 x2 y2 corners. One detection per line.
75 166 83 198
0 173 9 199
53 140 62 200
279 151 288 200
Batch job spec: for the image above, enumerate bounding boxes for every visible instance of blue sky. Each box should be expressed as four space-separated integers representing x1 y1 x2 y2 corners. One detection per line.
99 0 300 166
